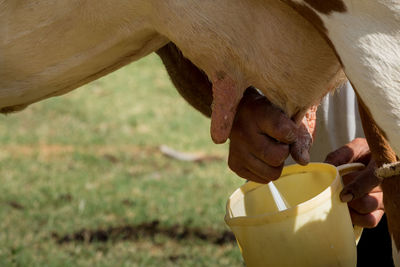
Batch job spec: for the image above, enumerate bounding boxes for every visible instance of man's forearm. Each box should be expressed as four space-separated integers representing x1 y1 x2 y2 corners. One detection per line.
156 42 213 117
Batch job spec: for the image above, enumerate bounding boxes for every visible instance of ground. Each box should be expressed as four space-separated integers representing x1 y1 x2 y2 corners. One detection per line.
0 55 244 266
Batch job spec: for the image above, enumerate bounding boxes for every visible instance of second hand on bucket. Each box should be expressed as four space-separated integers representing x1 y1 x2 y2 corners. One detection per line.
268 182 290 211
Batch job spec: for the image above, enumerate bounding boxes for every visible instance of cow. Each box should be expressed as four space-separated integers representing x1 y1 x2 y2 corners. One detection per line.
1 0 399 264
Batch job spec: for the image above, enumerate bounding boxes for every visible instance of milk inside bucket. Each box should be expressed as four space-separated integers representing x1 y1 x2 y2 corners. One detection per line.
225 163 364 267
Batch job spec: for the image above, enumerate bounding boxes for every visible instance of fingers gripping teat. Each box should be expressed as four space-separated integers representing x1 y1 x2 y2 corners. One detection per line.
290 106 318 166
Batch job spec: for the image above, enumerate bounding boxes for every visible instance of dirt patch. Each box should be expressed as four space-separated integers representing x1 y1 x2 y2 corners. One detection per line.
52 220 235 245
6 201 25 210
168 254 188 262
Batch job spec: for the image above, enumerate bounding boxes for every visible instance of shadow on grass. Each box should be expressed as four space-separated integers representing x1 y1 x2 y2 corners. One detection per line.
52 220 235 245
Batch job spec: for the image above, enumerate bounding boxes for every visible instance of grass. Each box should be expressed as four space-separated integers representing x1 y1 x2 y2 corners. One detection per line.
0 54 244 266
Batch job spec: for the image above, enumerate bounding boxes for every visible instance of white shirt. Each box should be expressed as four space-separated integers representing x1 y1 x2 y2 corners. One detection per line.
309 82 365 161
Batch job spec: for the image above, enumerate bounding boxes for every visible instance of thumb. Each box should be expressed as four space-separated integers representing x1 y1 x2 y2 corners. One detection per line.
325 138 370 167
324 145 355 167
340 165 382 202
290 118 312 166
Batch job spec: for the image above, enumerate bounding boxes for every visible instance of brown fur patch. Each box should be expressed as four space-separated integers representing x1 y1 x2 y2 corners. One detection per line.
382 175 400 251
282 1 327 33
0 104 28 114
357 95 396 166
156 43 213 117
281 0 346 67
304 0 347 14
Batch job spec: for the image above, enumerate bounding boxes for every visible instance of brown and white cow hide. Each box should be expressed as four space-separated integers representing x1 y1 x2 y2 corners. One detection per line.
0 0 342 143
279 0 400 264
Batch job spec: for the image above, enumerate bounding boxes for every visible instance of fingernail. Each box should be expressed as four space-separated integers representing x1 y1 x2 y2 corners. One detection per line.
298 150 310 166
341 193 354 203
302 149 310 161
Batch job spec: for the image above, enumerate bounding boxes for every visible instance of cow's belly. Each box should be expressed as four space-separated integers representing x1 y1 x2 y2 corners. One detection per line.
1 0 342 119
0 1 167 112
0 34 168 112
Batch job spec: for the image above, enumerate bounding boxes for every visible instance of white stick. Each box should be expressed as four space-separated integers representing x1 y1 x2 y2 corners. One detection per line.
268 182 290 211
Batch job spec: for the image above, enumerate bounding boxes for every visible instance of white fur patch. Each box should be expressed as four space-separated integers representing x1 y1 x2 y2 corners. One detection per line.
376 162 400 179
300 0 400 158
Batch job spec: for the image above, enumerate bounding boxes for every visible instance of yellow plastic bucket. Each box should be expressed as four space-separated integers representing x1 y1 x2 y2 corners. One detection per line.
225 163 364 267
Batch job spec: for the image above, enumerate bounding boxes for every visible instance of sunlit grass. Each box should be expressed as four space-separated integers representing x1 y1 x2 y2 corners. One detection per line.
0 54 244 266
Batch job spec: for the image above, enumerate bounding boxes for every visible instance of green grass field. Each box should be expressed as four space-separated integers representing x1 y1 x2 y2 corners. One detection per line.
0 54 244 266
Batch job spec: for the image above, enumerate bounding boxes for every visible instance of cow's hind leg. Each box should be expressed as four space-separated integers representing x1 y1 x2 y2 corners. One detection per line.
358 96 400 267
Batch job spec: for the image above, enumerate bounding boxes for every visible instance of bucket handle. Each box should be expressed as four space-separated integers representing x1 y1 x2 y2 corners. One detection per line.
337 163 365 244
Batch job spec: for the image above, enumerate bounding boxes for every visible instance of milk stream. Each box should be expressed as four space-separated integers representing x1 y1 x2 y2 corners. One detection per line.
268 182 290 211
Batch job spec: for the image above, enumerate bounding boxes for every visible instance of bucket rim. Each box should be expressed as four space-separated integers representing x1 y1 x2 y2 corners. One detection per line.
224 163 341 226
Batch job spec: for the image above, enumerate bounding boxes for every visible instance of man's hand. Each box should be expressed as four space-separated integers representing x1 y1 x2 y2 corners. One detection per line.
156 45 312 183
325 138 384 228
228 88 311 184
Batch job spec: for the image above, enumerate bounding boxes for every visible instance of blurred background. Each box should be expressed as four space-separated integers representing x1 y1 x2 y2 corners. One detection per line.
0 54 244 266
